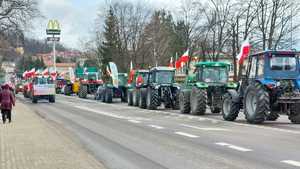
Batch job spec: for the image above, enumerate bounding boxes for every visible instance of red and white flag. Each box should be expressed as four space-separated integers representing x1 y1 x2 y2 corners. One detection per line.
22 70 28 78
237 39 251 65
42 68 49 76
175 49 190 69
180 50 189 63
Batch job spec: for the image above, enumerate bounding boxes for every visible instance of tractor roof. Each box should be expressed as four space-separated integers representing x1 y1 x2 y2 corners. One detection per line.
195 62 230 67
150 66 176 71
250 50 299 57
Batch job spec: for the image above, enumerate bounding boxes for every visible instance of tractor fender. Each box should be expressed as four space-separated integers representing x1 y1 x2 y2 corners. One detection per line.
226 82 238 89
226 89 240 103
256 78 276 88
195 82 208 89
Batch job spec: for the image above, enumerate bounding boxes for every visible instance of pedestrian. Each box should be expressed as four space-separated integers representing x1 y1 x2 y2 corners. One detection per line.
0 84 15 124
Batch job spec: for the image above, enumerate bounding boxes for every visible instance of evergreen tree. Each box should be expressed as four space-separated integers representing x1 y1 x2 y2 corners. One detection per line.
100 7 121 73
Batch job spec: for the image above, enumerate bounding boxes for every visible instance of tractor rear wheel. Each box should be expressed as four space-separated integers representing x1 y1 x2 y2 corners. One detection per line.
105 88 113 103
190 87 207 115
172 90 180 110
222 90 240 121
244 83 269 124
289 104 300 124
78 85 88 98
133 89 140 106
146 87 159 110
179 90 191 114
121 88 127 102
127 90 133 106
139 88 147 109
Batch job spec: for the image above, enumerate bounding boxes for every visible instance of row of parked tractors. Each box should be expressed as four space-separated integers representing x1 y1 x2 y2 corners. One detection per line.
56 50 300 124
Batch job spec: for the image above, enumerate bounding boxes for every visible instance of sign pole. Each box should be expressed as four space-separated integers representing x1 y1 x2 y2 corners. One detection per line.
53 35 56 73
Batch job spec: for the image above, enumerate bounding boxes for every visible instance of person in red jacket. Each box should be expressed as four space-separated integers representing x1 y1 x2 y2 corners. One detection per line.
0 84 15 124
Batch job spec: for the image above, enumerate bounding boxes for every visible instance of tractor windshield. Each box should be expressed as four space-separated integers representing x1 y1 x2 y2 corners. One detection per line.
155 71 174 84
85 73 98 80
270 55 297 71
201 67 228 83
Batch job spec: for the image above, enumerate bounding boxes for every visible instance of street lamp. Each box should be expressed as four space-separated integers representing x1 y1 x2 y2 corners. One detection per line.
46 20 61 73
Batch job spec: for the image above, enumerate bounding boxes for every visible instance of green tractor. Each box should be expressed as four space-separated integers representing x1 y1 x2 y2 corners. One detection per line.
179 62 237 115
139 66 180 110
127 69 150 108
95 62 128 103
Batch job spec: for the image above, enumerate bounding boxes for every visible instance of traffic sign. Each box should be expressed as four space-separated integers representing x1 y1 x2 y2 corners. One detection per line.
47 37 60 42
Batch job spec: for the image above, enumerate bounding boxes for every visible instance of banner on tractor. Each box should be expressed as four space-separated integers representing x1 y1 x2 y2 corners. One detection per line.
109 62 119 88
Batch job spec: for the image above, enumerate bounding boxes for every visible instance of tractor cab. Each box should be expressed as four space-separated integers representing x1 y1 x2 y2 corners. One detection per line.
148 67 176 86
246 51 300 89
194 62 230 86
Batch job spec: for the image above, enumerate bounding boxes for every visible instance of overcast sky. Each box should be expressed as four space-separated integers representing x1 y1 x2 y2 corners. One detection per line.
27 0 178 49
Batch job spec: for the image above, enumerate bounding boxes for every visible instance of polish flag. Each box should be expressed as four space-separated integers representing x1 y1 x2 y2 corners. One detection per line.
22 70 28 78
168 57 173 68
237 39 251 65
180 50 190 63
42 68 49 76
28 68 36 77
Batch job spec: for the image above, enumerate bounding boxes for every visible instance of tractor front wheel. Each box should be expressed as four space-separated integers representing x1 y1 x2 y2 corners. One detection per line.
146 87 158 110
244 83 269 124
179 90 191 114
127 90 133 106
105 88 113 103
190 87 207 115
139 88 147 109
222 90 240 121
289 104 300 124
78 85 88 98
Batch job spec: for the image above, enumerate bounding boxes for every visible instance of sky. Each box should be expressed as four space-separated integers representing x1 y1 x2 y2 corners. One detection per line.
27 0 178 49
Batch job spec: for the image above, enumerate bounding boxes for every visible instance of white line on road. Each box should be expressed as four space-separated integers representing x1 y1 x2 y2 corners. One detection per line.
175 132 199 138
181 124 230 131
148 125 164 129
281 160 300 167
128 120 141 124
215 142 252 152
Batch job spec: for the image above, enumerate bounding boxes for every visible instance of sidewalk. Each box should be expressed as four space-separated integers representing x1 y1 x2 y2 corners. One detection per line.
0 101 106 169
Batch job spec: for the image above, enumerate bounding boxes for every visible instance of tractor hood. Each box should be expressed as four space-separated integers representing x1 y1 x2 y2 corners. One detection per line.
195 82 237 89
257 78 300 90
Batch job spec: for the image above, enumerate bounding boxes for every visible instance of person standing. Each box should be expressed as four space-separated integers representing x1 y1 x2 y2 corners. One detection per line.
0 84 15 124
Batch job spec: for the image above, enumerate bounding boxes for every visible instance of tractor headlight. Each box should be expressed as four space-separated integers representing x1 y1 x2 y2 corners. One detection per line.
154 85 160 90
276 81 281 87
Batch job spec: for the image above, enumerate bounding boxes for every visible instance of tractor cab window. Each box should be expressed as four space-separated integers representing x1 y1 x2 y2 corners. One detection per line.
257 55 264 77
155 71 174 84
200 67 228 83
270 55 297 71
85 73 97 80
249 57 257 78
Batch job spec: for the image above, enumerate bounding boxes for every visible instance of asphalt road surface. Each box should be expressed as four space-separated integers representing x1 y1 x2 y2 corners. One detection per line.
18 94 300 169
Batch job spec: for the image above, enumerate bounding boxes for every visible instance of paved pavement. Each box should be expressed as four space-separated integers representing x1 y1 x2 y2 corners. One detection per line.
0 100 106 169
17 94 300 169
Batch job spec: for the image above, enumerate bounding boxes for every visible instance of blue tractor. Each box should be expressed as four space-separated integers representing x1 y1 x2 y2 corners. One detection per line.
222 50 300 124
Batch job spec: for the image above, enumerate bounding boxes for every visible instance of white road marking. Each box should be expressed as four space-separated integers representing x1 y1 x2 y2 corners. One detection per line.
148 125 164 129
175 132 199 138
74 106 150 122
181 124 230 131
215 142 252 152
281 160 300 167
128 120 141 124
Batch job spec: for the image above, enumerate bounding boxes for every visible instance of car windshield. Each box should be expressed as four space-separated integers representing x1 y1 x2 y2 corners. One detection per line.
34 77 53 85
155 71 174 84
270 55 297 71
201 67 228 83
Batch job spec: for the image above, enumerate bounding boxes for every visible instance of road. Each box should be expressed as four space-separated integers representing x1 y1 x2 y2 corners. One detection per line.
18 94 300 169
